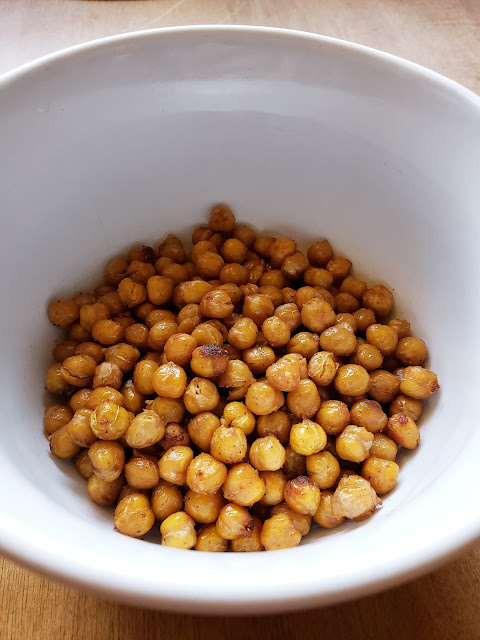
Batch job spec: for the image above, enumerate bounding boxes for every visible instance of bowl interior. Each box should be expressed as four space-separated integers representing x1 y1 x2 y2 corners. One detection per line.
0 27 479 613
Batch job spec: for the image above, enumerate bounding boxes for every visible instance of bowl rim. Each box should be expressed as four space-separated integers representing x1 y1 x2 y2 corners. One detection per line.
1 24 479 613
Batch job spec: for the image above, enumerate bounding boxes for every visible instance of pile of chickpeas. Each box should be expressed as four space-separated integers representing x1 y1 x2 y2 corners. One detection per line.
44 205 440 552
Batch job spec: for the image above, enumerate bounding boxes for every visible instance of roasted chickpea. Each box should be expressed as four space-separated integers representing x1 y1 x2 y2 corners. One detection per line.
223 463 265 506
158 445 194 485
335 364 369 396
87 474 123 506
259 269 284 289
286 379 321 419
249 435 286 471
86 386 123 410
90 401 130 440
92 362 122 390
216 503 254 540
284 476 321 517
210 426 248 464
68 322 91 342
253 235 275 258
158 235 185 263
159 423 190 451
256 411 291 444
300 298 336 334
186 453 227 494
265 355 299 393
261 316 291 348
104 343 140 373
160 511 197 549
219 263 249 285
220 238 247 264
334 292 360 313
389 394 423 421
281 287 297 304
394 337 428 366
261 513 302 550
125 453 160 489
104 258 129 285
313 490 345 528
370 433 398 461
120 379 145 414
386 412 420 449
245 381 284 416
307 239 333 267
243 346 276 376
209 204 235 232
332 474 380 520
365 324 398 356
362 284 394 317
339 276 367 299
125 409 165 448
147 319 178 350
287 333 319 361
114 493 155 538
53 340 78 362
128 245 156 263
258 470 287 506
289 419 327 456
230 516 264 552
302 267 332 289
353 307 376 332
307 351 337 387
353 342 383 370
49 425 81 459
243 294 274 327
190 344 229 378
48 299 80 329
362 456 399 495
336 424 374 462
60 355 96 387
152 363 187 398
306 451 340 489
75 341 104 365
75 449 94 479
221 402 256 436
117 278 147 308
283 445 307 480
350 399 387 433
123 323 149 349
195 524 229 552
368 369 401 403
151 480 184 521
226 317 257 350
269 237 296 268
133 359 158 395
67 408 96 447
88 440 124 482
183 377 220 414
281 251 309 279
176 280 212 306
187 412 220 450
184 490 225 524
388 318 411 338
319 325 356 356
44 404 74 435
198 289 234 319
127 260 156 284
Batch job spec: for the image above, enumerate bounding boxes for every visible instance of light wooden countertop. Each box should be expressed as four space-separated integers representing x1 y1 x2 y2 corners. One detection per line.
1 1 479 638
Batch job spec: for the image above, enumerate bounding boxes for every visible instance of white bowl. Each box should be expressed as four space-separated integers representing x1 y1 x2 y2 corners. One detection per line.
1 26 479 615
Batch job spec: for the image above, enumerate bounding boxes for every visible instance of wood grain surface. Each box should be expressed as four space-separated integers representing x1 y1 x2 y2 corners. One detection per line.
1 1 480 638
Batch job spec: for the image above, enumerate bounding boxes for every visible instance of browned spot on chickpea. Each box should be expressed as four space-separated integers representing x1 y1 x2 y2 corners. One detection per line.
190 344 229 378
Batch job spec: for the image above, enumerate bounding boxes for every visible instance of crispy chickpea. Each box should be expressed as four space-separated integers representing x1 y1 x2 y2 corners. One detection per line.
313 490 345 528
362 456 399 495
259 269 285 289
261 513 302 550
216 503 254 540
249 435 286 471
92 362 122 390
332 474 380 520
318 325 355 356
301 298 336 333
123 323 149 349
147 319 178 351
184 490 225 524
306 352 335 388
259 470 287 506
104 343 140 373
221 238 247 263
350 399 387 433
196 524 229 552
68 322 91 342
67 408 96 447
287 333 320 362
335 313 357 332
125 454 160 489
158 235 185 263
306 451 340 488
272 306 300 335
145 275 173 306
295 286 319 310
353 342 383 370
370 433 398 461
281 251 309 279
125 409 165 448
104 257 129 285
86 386 123 410
362 284 394 317
120 379 145 414
242 294 274 328
395 337 428 366
186 453 227 494
230 516 263 552
283 445 307 480
158 445 194 485
335 364 369 396
183 377 219 414
286 379 321 419
177 280 213 306
159 423 190 451
339 276 367 299
128 245 156 263
114 493 155 538
88 440 124 482
307 239 333 266
176 303 201 333
75 341 104 365
210 426 248 464
87 475 123 506
44 404 74 435
127 260 156 284
60 354 96 387
265 355 299 393
227 317 257 350
366 324 398 356
187 412 220 451
189 344 229 378
302 267 332 289
48 299 80 329
152 363 187 399
325 256 351 281
90 401 130 440
52 339 78 362
242 346 275 377
261 316 291 348
289 419 327 456
256 411 291 444
336 424 374 462
151 480 184 521
221 402 255 436
269 237 296 268
389 394 423 421
223 463 265 506
219 263 249 285
245 381 284 416
253 235 275 258
209 205 235 232
75 449 94 479
133 359 158 395
193 251 224 279
232 224 255 248
198 289 234 319
353 308 376 332
388 318 411 338
386 412 420 449
335 292 360 313
284 476 321 517
49 425 81 459
281 287 297 304
117 278 147 308
368 369 401 403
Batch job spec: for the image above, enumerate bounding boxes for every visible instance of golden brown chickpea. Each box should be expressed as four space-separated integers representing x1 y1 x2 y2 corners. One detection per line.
269 237 296 268
388 318 411 338
287 332 320 360
227 317 257 350
281 251 309 279
128 245 156 263
67 408 96 447
176 280 213 305
104 257 129 285
90 401 130 440
113 313 135 331
184 490 225 524
253 235 275 258
386 412 420 449
220 402 255 436
272 306 300 335
283 445 307 480
60 354 97 387
370 433 398 461
158 445 194 485
362 284 394 317
223 463 265 506
210 426 248 464
52 339 78 362
147 318 179 350
306 451 340 489
190 344 229 378
183 377 220 414
92 362 122 390
284 476 321 517
88 440 125 482
266 355 300 392
127 260 156 284
144 308 175 328
187 412 220 450
86 386 123 410
334 313 357 332
362 456 399 495
260 316 291 348
258 284 283 308
68 322 91 342
124 453 160 489
307 239 333 267
313 490 345 528
73 292 96 307
339 276 367 299
241 346 275 377
231 224 255 248
144 275 173 306
395 337 428 366
161 511 197 549
245 381 284 416
159 334 195 367
152 363 187 398
332 474 380 520
120 379 145 414
301 298 336 334
256 411 291 444
286 379 321 419
289 419 327 456
44 404 74 435
230 516 263 552
368 369 401 403
305 352 335 388
295 286 320 310
151 480 184 521
125 409 165 448
353 341 383 370
117 278 147 308
281 287 296 304
389 394 423 421
325 256 351 281
336 424 374 462
162 262 190 285
192 226 213 244
353 308 376 333
350 399 387 433
186 452 227 494
159 423 190 451
335 364 370 396
75 449 94 479
74 342 104 365
240 294 273 328
87 474 123 506
318 325 356 356
209 205 236 232
45 362 72 395
176 303 201 334
259 470 287 506
259 269 285 289
249 435 286 471
158 235 185 263
49 425 82 459
48 299 80 329
199 289 234 319
365 324 398 356
221 238 247 264
123 323 149 349
114 493 155 538
191 240 217 264
334 292 360 313
195 524 229 552
104 343 140 373
133 359 158 395
303 267 333 289
216 503 254 540
261 513 302 550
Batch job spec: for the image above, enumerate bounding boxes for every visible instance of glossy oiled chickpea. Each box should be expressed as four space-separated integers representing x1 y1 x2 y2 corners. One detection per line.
90 401 130 440
289 419 327 456
300 298 335 334
114 493 155 538
158 445 194 485
158 234 185 263
287 333 319 362
362 456 399 495
147 319 179 351
123 323 149 350
49 425 81 459
353 308 376 333
186 453 227 494
87 474 123 506
369 433 398 461
388 318 411 339
334 364 369 396
316 401 350 436
125 454 160 489
362 284 394 317
302 267 332 289
159 423 190 451
144 275 173 306
227 317 257 350
394 337 428 366
133 360 158 395
261 316 291 348
145 307 175 328
60 354 96 387
217 283 243 306
92 362 122 390
284 476 321 517
184 490 225 524
261 513 302 550
75 450 94 479
199 289 234 320
230 516 264 552
151 480 184 521
176 279 212 306
280 287 296 304
242 345 276 377
48 299 80 329
386 412 420 449
266 237 295 268
120 379 144 414
220 237 247 264
272 306 299 335
128 244 156 263
282 251 309 279
194 251 224 279
332 474 380 520
67 408 96 447
152 363 187 398
365 324 398 356
209 204 236 232
305 352 335 388
266 355 301 392
389 394 423 421
350 399 387 433
195 524 229 552
75 341 104 365
283 445 307 480
256 411 291 444
183 377 220 414
104 343 140 373
127 260 156 284
44 404 74 435
259 470 287 505
190 344 229 378
86 386 123 410
307 239 333 267
117 278 147 308
339 275 367 299
245 381 284 416
249 435 286 471
150 397 185 427
176 303 201 333
251 236 272 259
306 451 340 489
219 263 249 285
187 412 220 450
336 424 374 463
104 257 129 285
368 369 401 403
231 224 255 248
242 294 274 327
223 463 265 506
286 379 321 419
319 325 356 356
313 490 345 529
88 440 124 482
68 321 91 342
210 426 248 464
334 292 359 313
353 342 383 371
125 409 165 448
335 313 357 332
52 339 79 363
259 269 285 289
216 503 254 540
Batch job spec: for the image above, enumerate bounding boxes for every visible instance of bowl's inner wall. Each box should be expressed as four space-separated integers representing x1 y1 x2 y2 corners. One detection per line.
0 30 479 607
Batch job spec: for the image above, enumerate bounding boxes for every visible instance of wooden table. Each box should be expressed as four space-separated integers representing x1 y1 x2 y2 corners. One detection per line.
1 2 479 638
